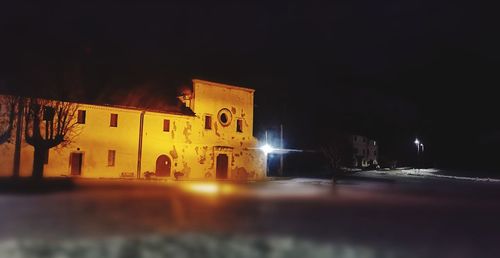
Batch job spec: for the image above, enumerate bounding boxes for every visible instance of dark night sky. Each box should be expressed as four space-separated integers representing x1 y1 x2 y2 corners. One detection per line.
1 1 499 171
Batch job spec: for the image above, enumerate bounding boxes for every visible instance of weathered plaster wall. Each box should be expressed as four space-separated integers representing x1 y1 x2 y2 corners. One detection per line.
190 80 264 179
0 80 266 180
44 105 141 178
192 80 255 142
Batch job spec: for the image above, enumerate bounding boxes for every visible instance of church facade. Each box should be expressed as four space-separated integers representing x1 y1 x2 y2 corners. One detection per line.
0 79 266 180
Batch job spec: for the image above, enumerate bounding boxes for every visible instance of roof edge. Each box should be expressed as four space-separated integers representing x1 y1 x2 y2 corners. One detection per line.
0 93 196 117
192 79 255 93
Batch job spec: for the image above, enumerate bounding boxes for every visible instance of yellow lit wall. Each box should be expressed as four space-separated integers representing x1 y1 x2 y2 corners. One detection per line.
43 105 141 178
0 79 266 180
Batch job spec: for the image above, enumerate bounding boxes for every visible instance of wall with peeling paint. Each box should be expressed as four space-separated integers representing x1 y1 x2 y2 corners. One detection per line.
139 80 265 180
0 80 266 180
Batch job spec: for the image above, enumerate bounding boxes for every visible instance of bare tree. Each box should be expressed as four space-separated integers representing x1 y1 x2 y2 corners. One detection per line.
320 131 353 182
24 97 80 178
321 145 343 172
0 95 18 144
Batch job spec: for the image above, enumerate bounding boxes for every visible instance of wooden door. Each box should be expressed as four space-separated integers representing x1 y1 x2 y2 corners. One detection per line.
155 155 171 177
70 153 83 175
216 154 229 179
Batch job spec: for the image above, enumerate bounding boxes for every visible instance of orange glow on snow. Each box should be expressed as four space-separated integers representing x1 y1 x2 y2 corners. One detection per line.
182 182 234 195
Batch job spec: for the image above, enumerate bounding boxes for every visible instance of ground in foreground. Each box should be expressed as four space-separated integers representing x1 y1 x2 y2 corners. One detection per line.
1 173 499 258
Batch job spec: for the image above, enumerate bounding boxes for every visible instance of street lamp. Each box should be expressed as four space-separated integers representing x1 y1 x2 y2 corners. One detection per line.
420 143 424 168
260 144 275 155
260 143 274 177
261 126 286 177
414 139 424 169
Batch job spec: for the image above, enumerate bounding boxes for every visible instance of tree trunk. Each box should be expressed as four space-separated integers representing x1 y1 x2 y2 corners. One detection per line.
32 146 46 179
13 98 24 178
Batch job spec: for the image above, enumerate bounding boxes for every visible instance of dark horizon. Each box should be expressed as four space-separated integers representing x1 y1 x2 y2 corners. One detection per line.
1 0 499 173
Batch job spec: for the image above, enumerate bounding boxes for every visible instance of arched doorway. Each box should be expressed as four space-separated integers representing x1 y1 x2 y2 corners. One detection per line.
155 155 171 177
216 154 229 179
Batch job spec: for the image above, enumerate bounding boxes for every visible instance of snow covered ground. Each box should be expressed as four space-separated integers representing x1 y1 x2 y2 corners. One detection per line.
363 168 500 183
0 233 421 258
1 176 500 258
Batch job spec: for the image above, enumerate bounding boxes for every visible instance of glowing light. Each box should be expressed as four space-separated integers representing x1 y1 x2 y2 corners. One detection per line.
186 183 219 194
260 144 274 154
414 139 420 145
182 182 235 195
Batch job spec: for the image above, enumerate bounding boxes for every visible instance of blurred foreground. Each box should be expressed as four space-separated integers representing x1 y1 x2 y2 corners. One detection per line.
1 172 500 258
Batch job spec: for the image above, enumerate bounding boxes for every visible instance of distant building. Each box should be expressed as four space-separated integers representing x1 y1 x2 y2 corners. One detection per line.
0 79 266 180
351 135 378 168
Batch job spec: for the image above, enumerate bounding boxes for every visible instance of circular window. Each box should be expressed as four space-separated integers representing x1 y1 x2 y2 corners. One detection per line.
218 108 232 126
220 113 228 123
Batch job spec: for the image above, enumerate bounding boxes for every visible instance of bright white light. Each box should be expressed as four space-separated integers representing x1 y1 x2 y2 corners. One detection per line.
414 139 420 145
186 183 219 194
260 144 274 154
181 182 234 195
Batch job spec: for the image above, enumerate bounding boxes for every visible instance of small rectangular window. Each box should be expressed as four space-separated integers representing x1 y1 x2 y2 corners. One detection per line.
204 115 212 130
163 119 170 132
108 150 115 166
236 119 243 132
77 110 86 124
110 113 118 127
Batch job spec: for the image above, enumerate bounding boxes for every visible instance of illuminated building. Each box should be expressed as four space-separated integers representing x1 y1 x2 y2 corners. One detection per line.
0 79 266 180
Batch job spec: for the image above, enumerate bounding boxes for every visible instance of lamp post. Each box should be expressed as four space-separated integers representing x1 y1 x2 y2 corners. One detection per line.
279 124 283 177
414 139 420 169
420 143 424 168
261 126 284 177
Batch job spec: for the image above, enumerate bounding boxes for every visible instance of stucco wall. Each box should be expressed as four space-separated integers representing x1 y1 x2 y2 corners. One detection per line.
43 105 141 178
0 80 266 180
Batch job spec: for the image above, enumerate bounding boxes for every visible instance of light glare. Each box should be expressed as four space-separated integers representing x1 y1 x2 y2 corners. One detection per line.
260 144 274 154
186 183 219 194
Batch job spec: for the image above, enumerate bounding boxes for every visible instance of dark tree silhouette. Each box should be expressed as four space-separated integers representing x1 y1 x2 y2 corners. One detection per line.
320 131 353 182
0 95 18 144
24 98 80 178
